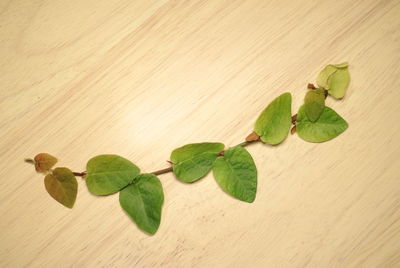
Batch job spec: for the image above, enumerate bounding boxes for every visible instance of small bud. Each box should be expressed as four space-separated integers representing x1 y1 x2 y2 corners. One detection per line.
245 131 260 142
291 125 297 135
291 114 297 124
307 83 316 89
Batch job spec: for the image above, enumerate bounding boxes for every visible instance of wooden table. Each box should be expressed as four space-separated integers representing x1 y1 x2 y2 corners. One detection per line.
1 1 399 267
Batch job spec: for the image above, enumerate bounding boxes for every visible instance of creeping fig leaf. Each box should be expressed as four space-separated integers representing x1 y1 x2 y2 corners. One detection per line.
296 105 348 143
171 142 224 182
304 88 326 122
328 67 350 99
254 92 292 145
213 146 257 203
316 62 350 99
119 174 164 235
34 153 57 173
316 65 337 89
44 167 77 208
86 154 140 195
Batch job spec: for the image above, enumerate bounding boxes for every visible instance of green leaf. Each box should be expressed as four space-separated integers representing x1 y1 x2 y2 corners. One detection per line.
316 62 350 99
304 89 326 122
171 142 224 182
296 105 348 143
328 67 350 99
86 154 140 195
34 153 57 173
254 92 292 145
213 146 257 203
119 174 164 235
316 65 337 89
44 167 78 208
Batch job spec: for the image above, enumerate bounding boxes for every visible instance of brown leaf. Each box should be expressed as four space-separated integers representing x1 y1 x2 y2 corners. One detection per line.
44 168 77 208
34 153 57 173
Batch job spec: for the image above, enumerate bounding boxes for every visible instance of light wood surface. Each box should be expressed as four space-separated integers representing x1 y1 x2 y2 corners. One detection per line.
1 0 400 267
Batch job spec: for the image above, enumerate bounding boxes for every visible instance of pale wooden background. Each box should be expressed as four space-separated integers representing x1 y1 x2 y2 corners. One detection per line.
1 0 399 267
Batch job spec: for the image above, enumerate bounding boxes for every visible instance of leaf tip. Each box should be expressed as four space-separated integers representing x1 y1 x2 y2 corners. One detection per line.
243 196 256 203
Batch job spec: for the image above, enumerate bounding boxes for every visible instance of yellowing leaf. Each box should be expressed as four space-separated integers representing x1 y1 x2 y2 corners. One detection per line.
119 174 164 235
316 65 337 89
34 153 57 173
316 62 350 99
86 155 140 195
44 168 78 208
328 67 350 99
254 93 292 145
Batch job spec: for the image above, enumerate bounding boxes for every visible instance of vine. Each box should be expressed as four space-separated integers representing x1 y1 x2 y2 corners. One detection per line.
26 62 351 235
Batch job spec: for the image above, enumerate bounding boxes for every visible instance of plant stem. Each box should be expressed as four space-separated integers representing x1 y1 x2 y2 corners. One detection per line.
25 158 35 164
73 172 87 177
234 140 256 147
151 167 173 175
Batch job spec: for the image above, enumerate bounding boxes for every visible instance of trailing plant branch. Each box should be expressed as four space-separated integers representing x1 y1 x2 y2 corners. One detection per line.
70 138 259 177
25 62 351 235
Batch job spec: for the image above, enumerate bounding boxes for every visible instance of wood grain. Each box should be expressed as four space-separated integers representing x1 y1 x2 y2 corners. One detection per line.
1 0 400 267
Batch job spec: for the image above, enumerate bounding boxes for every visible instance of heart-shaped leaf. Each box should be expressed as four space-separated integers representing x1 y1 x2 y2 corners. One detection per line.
296 105 348 143
34 153 57 173
171 142 224 182
44 167 78 208
316 62 350 99
316 65 337 89
213 146 257 203
254 92 292 145
119 174 164 235
304 88 326 122
86 154 140 195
